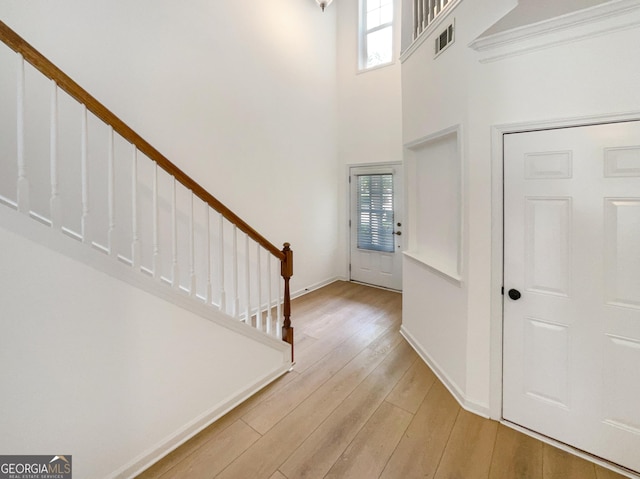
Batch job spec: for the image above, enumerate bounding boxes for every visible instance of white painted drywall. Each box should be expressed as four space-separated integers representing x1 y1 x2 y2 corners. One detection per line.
336 0 404 279
0 1 338 476
336 0 403 167
402 256 468 393
0 0 339 295
0 220 287 478
400 0 640 413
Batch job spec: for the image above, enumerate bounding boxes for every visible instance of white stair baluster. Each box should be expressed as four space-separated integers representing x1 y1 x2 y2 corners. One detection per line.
245 234 251 324
266 251 273 335
131 146 140 268
107 126 116 255
189 192 196 296
80 105 90 243
232 225 240 318
16 53 29 214
256 244 262 331
206 208 212 304
277 262 283 340
218 214 226 311
171 178 179 288
49 80 61 229
152 162 160 279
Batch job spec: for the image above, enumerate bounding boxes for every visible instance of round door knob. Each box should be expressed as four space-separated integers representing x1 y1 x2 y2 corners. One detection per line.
508 289 521 300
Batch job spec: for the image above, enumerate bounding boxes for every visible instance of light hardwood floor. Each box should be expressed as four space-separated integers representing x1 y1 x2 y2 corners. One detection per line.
136 281 628 479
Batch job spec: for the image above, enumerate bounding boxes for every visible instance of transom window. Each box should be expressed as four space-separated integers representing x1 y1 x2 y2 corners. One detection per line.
360 0 394 70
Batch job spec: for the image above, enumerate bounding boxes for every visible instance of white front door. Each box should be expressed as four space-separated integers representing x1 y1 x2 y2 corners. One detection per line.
503 121 640 473
349 165 403 290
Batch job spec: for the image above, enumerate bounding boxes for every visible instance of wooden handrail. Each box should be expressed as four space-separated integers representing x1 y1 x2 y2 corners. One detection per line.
0 20 294 358
0 20 284 261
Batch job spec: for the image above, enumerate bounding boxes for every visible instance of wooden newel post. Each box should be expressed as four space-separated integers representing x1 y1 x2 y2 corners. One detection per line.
281 242 294 362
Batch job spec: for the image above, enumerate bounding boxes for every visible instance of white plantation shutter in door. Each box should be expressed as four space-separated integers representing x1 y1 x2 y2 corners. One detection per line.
356 173 395 253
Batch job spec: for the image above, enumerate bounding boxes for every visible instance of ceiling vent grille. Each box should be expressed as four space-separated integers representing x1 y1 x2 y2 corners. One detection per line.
435 21 455 57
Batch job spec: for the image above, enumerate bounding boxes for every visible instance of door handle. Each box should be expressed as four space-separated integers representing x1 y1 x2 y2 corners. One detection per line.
394 231 402 236
508 289 521 300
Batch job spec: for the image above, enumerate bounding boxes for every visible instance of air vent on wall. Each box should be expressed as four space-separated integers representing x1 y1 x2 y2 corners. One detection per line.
435 21 455 57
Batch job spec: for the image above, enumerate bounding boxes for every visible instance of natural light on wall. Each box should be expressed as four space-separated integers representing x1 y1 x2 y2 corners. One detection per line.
361 0 394 70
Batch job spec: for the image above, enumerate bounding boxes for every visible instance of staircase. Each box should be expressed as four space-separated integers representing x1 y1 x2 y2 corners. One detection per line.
0 20 294 349
0 20 294 478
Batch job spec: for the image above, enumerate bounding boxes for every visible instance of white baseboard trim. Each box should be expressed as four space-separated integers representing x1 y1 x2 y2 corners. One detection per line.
114 363 292 479
400 325 490 418
117 277 344 477
291 276 344 300
349 279 402 293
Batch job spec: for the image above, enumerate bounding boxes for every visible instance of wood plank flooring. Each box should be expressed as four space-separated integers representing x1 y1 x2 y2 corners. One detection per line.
136 280 629 479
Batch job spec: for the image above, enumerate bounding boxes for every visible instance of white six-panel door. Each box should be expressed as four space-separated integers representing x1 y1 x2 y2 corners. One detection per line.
503 122 640 473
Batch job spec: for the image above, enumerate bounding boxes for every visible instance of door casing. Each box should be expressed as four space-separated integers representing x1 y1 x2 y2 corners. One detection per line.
347 162 404 291
489 112 640 474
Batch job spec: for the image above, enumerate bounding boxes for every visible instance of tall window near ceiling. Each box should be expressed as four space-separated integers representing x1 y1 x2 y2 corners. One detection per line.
360 0 394 70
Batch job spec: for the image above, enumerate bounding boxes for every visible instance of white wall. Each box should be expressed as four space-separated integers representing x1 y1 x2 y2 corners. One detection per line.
0 212 288 478
0 2 338 476
336 0 404 277
336 0 403 166
400 0 640 414
0 0 339 294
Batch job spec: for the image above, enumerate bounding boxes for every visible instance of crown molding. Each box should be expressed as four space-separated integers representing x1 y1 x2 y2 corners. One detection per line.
469 0 640 63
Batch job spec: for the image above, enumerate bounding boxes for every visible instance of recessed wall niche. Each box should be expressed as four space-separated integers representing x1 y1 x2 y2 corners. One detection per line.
404 125 462 282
